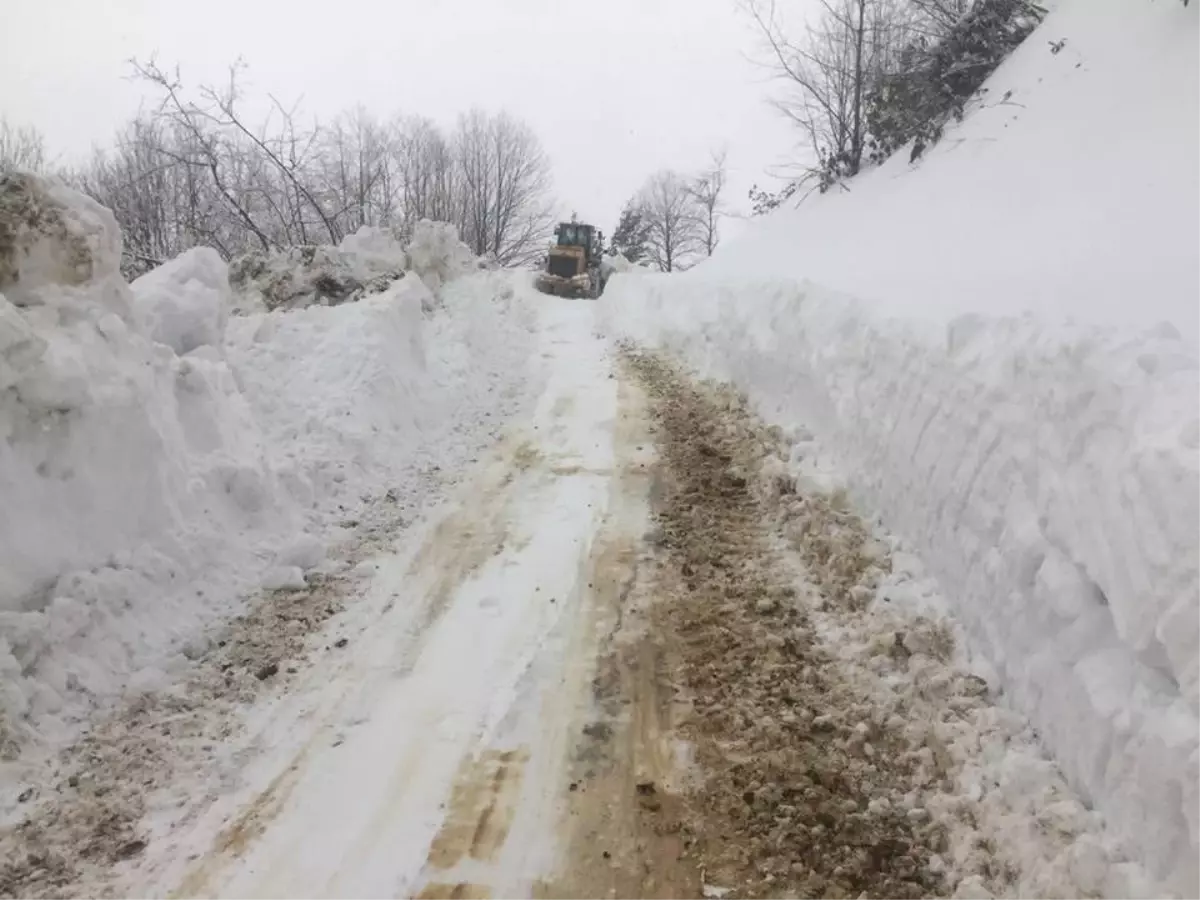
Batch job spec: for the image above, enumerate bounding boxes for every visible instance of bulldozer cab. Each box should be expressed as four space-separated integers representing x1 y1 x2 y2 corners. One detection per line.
554 222 600 266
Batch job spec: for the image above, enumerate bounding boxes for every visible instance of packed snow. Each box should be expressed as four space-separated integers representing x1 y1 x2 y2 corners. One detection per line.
0 173 536 765
600 0 1199 895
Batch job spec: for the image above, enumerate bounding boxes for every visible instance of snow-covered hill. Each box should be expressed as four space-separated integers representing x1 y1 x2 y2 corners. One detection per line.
702 0 1198 342
601 0 1199 894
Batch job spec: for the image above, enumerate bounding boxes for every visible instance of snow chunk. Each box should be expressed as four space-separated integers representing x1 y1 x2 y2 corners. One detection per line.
261 566 307 591
275 534 325 571
226 220 477 313
952 875 994 899
228 244 393 312
131 247 231 354
403 220 478 293
337 225 407 274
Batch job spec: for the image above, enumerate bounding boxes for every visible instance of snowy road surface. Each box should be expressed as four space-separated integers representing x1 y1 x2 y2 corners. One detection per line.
2 298 1170 900
132 299 656 898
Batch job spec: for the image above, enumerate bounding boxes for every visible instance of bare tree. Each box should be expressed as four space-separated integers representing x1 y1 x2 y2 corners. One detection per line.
687 147 728 257
453 109 554 265
637 170 704 273
0 119 47 174
199 62 342 244
392 115 460 234
320 107 397 234
908 0 971 35
54 58 559 273
72 117 193 271
742 0 916 185
131 59 276 253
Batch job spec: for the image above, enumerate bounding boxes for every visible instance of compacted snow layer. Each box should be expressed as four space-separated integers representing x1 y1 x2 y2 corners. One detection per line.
0 174 536 761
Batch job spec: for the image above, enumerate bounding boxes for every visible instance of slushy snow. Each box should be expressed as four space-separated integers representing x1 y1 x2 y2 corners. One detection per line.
602 0 1198 894
0 173 536 764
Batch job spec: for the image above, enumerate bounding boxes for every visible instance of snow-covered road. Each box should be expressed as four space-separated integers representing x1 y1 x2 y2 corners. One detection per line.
130 299 655 898
2 297 1175 900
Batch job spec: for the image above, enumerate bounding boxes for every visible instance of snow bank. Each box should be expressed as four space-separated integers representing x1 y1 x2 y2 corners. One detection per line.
224 269 536 518
0 174 298 750
601 0 1198 893
131 247 231 355
228 220 481 313
0 177 537 760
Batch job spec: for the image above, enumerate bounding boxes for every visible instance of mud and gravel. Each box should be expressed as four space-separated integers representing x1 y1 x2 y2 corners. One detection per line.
623 349 950 900
0 571 348 899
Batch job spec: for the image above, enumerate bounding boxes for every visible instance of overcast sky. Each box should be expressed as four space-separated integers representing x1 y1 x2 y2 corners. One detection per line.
0 0 802 239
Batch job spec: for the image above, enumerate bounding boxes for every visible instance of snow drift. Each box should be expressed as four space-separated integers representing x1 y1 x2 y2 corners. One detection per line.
601 0 1199 894
0 174 535 759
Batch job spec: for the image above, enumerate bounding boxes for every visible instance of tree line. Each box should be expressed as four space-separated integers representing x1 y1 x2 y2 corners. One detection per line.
608 149 729 273
1 60 556 276
742 0 1048 210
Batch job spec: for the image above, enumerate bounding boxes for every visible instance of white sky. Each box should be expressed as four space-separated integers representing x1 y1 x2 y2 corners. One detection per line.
0 0 803 240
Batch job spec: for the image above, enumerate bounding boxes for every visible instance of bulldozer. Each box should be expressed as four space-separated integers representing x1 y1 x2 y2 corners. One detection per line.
535 221 608 299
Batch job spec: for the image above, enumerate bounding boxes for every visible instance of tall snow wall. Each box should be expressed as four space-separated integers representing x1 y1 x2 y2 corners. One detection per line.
0 174 298 748
600 0 1198 893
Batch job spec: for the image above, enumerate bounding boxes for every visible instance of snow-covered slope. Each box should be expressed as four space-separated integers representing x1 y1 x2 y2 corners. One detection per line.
601 1 1199 895
0 175 536 759
701 0 1198 343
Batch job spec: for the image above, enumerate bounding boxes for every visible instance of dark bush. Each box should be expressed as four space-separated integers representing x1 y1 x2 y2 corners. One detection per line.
865 0 1046 165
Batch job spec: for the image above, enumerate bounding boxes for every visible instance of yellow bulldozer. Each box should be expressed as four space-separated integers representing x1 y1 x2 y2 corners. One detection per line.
535 221 610 299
